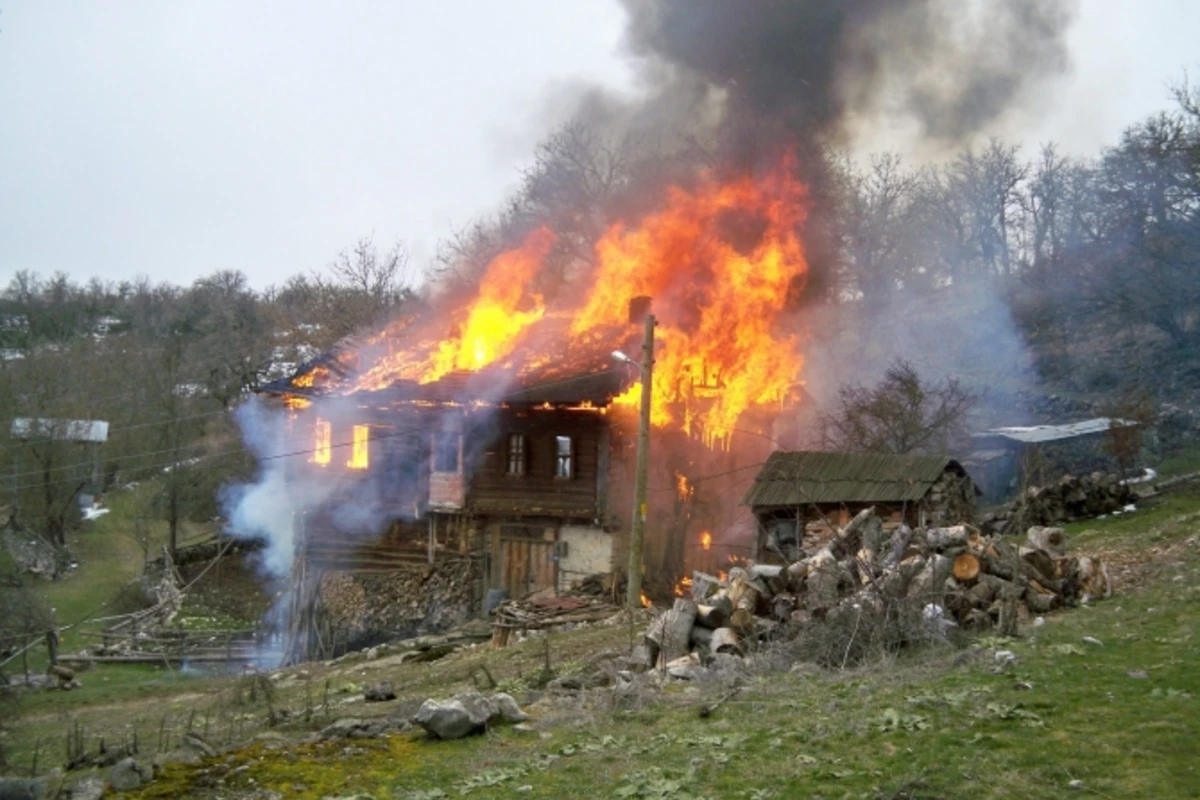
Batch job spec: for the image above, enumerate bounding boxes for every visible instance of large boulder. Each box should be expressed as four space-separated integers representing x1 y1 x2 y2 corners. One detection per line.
413 692 527 740
493 693 529 723
0 778 41 800
107 758 143 792
414 698 491 740
69 776 105 800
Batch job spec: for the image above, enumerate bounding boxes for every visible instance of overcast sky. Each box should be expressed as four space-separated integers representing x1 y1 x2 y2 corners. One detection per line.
1 1 1197 291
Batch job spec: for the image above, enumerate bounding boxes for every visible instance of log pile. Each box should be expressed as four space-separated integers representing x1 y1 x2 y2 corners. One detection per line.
983 472 1138 533
639 507 1112 669
317 559 478 652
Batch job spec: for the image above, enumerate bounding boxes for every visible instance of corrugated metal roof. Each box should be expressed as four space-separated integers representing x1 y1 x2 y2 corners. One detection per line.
742 450 962 508
972 417 1134 445
10 418 109 443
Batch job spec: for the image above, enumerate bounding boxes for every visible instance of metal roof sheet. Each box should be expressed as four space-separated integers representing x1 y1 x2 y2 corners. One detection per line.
972 417 1134 445
742 450 962 508
10 418 109 443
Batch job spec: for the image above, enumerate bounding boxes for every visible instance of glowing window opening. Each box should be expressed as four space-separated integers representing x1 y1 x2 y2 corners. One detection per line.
312 419 331 466
347 424 369 470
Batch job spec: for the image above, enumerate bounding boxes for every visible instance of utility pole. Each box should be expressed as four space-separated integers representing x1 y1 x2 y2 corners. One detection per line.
626 312 655 608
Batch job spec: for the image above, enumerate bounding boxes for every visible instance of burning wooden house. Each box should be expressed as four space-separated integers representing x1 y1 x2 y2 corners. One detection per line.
241 155 821 660
257 336 641 655
743 451 977 564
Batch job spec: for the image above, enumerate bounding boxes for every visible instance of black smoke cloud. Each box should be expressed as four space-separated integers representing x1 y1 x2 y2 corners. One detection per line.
614 0 1077 144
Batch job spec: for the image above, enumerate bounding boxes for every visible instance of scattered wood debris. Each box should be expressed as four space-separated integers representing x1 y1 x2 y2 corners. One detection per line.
491 593 622 647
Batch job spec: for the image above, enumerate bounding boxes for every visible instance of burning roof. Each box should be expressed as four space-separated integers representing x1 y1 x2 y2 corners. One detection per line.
261 153 811 440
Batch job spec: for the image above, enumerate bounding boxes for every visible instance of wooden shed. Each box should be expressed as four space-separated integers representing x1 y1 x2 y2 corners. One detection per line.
742 451 976 564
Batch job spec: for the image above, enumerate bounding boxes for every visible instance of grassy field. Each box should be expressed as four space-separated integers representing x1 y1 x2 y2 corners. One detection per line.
3 482 1199 798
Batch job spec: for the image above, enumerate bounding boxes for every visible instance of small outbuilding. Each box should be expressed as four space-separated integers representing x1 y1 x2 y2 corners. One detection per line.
743 450 976 563
965 417 1136 503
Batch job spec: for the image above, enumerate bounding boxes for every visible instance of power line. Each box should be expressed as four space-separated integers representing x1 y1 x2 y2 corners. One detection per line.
0 406 236 454
3 424 430 495
5 369 630 484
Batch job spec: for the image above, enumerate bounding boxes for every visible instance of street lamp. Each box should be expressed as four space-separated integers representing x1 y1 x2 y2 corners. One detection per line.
612 350 637 367
613 315 655 608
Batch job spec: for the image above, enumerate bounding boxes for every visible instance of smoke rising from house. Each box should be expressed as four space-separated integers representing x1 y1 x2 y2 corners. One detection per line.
608 0 1077 146
221 0 1082 593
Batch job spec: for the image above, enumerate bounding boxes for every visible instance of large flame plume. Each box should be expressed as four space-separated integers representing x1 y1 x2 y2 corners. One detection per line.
330 154 809 446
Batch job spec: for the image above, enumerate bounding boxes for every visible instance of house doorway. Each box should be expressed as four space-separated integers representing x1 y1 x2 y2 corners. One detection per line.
498 531 557 598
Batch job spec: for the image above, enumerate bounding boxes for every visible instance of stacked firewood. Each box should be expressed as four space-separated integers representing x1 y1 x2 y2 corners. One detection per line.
984 472 1138 533
317 559 478 647
641 507 1111 666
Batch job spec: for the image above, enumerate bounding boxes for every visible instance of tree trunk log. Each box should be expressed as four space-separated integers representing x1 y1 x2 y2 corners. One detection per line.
647 599 697 664
690 571 722 601
953 553 981 583
694 597 733 630
806 549 839 616
786 557 812 591
689 625 713 649
883 525 914 568
710 627 743 656
925 525 971 551
908 554 952 602
1026 526 1068 556
831 507 876 559
1024 583 1058 614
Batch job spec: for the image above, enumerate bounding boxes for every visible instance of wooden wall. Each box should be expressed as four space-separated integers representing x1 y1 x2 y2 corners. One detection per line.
469 408 607 520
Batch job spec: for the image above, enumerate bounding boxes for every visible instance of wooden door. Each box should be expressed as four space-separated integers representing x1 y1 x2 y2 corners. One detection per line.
500 537 557 598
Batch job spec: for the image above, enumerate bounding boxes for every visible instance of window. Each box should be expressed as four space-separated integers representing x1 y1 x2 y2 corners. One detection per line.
506 433 526 476
555 436 573 479
433 432 460 473
312 419 331 465
347 424 369 469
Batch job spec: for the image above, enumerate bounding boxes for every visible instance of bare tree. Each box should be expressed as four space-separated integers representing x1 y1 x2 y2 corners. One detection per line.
820 360 976 455
837 153 924 303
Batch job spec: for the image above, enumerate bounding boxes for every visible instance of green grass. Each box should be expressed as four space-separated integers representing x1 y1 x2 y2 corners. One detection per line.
5 484 1200 797
1069 481 1200 548
123 557 1200 799
24 484 220 655
1154 450 1200 479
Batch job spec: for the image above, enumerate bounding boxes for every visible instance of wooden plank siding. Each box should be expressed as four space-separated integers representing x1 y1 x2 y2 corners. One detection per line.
290 404 610 525
470 409 605 519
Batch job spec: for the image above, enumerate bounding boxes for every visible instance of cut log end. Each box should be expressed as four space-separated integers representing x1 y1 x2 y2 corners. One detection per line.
953 553 981 582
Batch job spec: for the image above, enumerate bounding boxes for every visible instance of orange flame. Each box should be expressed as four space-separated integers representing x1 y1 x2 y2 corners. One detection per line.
578 156 808 445
293 365 329 389
349 227 556 392
700 531 712 551
347 424 369 470
672 575 694 597
640 591 652 608
425 226 556 382
320 154 808 448
675 472 694 503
